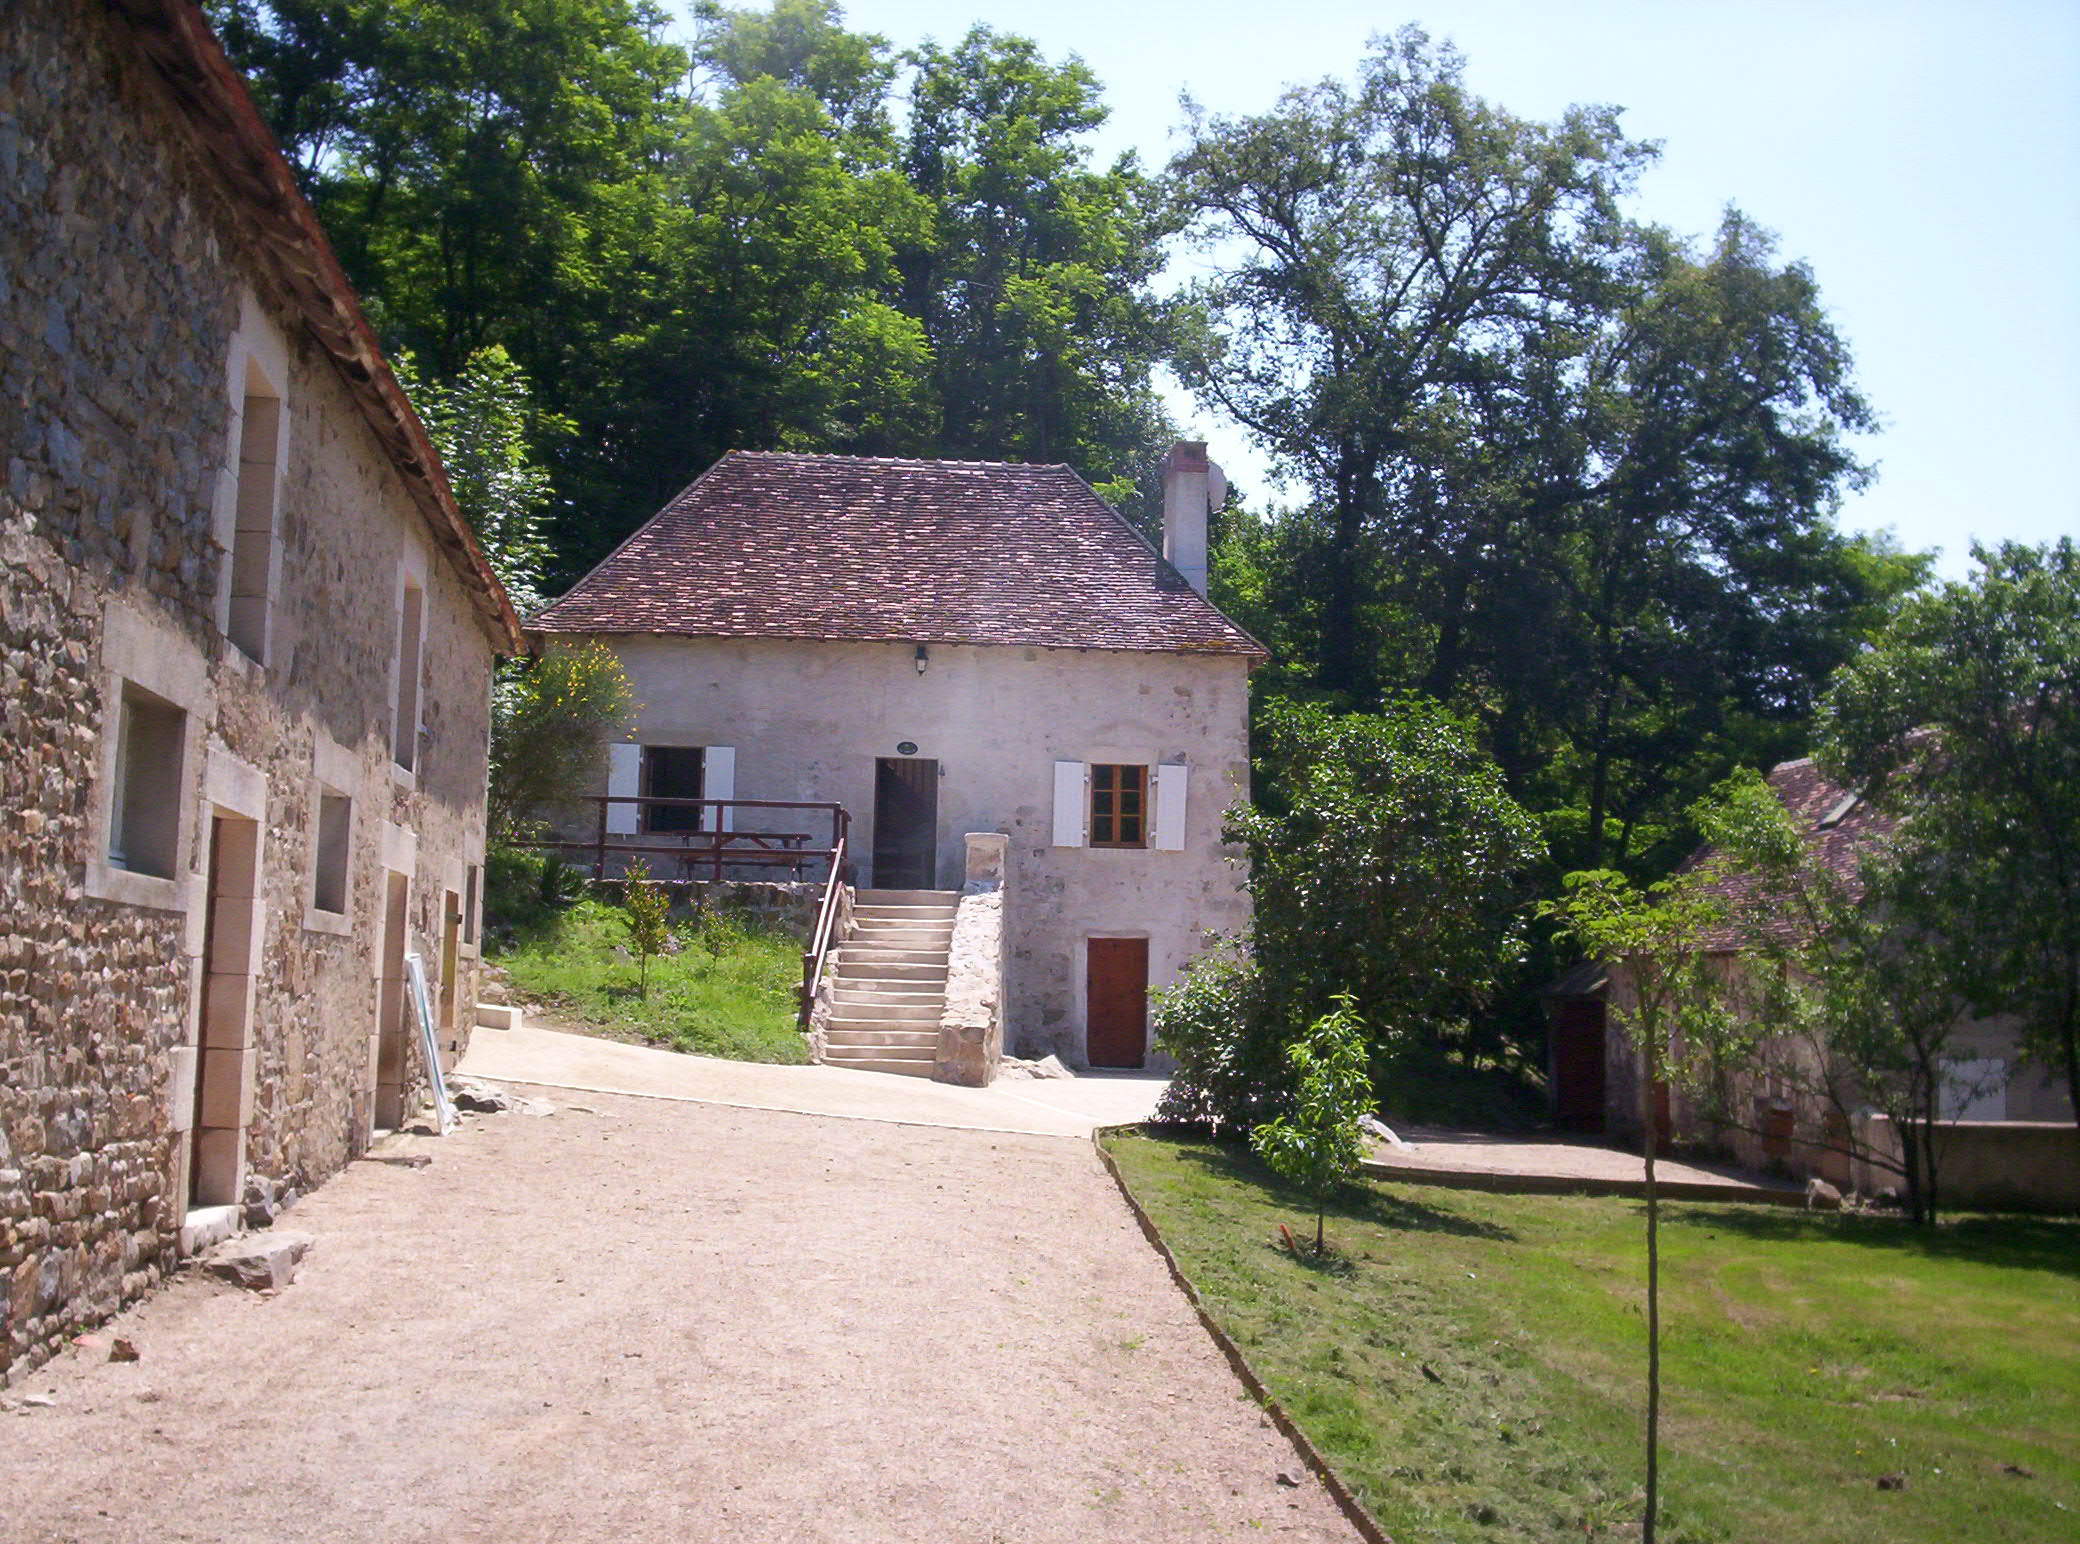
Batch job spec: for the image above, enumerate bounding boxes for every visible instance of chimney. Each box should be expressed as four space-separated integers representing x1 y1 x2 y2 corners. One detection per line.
1161 440 1225 597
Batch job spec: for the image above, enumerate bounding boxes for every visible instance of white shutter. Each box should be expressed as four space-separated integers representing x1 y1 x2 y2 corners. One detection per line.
1052 760 1087 847
1151 763 1188 851
703 745 736 832
606 743 640 835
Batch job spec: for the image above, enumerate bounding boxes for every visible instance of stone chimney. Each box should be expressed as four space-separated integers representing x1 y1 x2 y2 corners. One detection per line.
1161 440 1226 597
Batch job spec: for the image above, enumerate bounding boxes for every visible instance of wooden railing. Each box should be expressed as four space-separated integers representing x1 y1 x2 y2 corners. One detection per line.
511 797 849 884
799 833 849 1028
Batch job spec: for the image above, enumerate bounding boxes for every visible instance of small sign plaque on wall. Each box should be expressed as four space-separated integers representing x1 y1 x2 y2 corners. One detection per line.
896 741 919 756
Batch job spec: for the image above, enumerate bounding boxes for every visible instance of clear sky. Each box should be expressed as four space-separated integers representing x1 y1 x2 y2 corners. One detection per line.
744 1 2080 575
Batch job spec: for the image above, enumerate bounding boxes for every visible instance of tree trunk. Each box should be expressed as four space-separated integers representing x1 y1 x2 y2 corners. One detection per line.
1643 1079 1661 1544
1315 1208 1325 1257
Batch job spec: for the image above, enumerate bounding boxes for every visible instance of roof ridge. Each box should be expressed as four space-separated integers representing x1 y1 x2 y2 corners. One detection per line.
729 449 1069 472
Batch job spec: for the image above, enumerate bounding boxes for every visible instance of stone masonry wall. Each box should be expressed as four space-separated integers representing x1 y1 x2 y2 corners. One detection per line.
1 1 499 1381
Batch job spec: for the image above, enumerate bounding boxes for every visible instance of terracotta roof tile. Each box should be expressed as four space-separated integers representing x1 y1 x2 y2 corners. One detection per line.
529 452 1267 657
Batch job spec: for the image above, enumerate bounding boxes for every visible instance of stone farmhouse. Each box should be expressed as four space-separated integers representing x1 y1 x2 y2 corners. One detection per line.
1 0 523 1380
529 444 1264 1077
1550 754 2076 1209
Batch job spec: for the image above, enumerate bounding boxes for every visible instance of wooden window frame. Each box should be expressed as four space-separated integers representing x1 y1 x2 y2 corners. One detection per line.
1088 763 1148 849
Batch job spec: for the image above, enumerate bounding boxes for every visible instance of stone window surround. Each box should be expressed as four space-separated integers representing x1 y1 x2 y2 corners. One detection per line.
303 733 363 936
85 602 211 913
210 290 292 666
388 542 431 789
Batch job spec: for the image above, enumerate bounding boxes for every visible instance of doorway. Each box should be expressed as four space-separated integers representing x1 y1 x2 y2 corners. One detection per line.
375 869 410 1129
1549 997 1607 1132
191 813 260 1209
1085 937 1148 1069
438 887 462 1047
872 757 937 889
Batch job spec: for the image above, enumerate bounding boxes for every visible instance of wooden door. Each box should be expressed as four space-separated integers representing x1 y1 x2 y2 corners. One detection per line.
1550 998 1607 1132
873 757 937 889
1086 938 1148 1069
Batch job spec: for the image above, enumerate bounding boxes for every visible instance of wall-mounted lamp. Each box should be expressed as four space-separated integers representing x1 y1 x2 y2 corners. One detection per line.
914 643 929 675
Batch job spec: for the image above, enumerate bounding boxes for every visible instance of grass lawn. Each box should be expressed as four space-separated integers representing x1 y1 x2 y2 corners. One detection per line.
490 898 810 1064
1104 1130 2080 1544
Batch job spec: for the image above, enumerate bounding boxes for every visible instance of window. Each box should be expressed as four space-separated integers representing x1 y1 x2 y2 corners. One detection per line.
108 684 186 878
642 746 705 833
1089 764 1147 848
312 792 351 914
226 362 281 662
392 577 424 771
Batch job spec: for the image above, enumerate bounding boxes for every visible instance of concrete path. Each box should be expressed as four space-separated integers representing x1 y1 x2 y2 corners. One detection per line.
1364 1125 1803 1203
458 1022 1169 1137
2 1089 1359 1544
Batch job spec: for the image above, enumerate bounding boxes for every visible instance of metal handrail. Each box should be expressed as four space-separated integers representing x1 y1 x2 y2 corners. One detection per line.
799 834 848 1027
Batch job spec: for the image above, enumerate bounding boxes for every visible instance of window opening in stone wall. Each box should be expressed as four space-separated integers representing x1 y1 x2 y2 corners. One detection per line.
226 363 281 662
108 683 186 877
392 577 425 771
642 745 705 833
312 791 351 914
1089 764 1147 848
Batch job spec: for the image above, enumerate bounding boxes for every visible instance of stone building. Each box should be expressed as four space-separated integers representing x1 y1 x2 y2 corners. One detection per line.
1 0 523 1380
529 444 1263 1073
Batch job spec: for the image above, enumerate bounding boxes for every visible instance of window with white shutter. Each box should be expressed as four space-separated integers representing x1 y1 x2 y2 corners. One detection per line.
606 743 640 834
1052 760 1087 847
1151 763 1188 851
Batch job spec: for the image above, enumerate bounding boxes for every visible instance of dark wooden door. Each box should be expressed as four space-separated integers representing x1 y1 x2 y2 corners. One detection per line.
873 757 937 889
1086 938 1148 1069
1550 998 1607 1132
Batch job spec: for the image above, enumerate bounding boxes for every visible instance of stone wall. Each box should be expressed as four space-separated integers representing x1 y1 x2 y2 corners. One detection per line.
588 632 1254 1067
936 834 1010 1087
1 1 500 1381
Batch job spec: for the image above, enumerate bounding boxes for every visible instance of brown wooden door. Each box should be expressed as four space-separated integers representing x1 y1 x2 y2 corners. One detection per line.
1086 938 1148 1069
1550 998 1607 1132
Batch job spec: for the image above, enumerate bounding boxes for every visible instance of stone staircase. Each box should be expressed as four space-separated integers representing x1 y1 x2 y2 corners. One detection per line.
818 889 959 1078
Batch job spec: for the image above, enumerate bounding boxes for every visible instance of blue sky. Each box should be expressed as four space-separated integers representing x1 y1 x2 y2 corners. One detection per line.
723 1 2080 575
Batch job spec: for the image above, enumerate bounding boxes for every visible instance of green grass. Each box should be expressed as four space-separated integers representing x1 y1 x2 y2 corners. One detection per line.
489 898 810 1064
1104 1130 2080 1544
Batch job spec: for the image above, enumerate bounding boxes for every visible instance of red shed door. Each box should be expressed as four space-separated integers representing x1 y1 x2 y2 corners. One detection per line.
1085 938 1148 1069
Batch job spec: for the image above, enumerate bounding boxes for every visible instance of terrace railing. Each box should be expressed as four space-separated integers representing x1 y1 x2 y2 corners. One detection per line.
514 797 850 886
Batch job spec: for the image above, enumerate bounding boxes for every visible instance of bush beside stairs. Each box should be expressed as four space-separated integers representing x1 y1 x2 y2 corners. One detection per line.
820 889 958 1078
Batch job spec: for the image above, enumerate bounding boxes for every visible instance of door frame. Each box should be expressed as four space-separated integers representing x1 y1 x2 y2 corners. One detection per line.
871 756 939 889
1083 934 1150 1069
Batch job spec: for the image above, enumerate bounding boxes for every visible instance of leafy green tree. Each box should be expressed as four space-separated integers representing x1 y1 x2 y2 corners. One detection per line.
1250 996 1373 1256
621 858 672 999
394 344 563 612
1157 698 1541 1129
489 641 637 843
1818 539 2080 1124
1541 867 1729 1544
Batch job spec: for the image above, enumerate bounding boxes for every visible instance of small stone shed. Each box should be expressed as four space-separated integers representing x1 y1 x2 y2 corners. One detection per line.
1 0 523 1381
529 445 1265 1070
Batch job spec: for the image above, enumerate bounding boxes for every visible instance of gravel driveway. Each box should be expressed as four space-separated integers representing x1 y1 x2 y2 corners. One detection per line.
2 1088 1360 1543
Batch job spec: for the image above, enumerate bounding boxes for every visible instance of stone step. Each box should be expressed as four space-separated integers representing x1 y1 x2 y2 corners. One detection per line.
845 929 953 949
821 1048 936 1078
824 1026 938 1049
827 998 940 1023
832 983 944 1005
832 959 949 983
854 888 960 905
834 947 948 968
851 911 957 929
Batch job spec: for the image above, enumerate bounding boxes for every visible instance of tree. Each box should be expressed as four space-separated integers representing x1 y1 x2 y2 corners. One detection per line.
1817 539 2080 1124
1541 868 1729 1544
1690 769 1987 1226
621 858 671 999
488 641 637 843
1157 698 1541 1130
1249 996 1373 1256
394 345 562 612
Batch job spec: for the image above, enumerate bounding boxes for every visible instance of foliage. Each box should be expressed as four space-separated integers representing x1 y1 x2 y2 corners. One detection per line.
1817 539 2080 1124
482 845 588 936
491 897 809 1063
1541 864 1730 1544
1249 996 1373 1255
393 344 564 613
1108 1129 2080 1544
1173 26 1918 883
1691 769 1994 1226
487 641 637 842
1158 698 1540 1131
620 859 672 999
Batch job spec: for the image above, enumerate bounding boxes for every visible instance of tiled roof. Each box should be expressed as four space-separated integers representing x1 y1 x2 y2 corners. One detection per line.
529 452 1267 657
1689 756 1899 950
